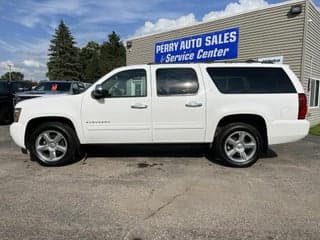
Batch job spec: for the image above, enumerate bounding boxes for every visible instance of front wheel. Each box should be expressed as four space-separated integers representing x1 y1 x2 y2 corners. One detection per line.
28 122 79 166
214 123 262 167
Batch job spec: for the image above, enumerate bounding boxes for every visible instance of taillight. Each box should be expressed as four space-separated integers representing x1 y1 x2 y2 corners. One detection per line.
298 93 307 120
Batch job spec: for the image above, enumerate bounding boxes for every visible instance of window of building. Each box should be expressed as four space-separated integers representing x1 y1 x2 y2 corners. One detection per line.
102 69 147 98
309 79 320 107
207 67 297 94
156 68 199 96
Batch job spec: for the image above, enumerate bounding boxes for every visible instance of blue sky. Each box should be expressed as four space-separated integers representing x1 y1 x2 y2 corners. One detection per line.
0 0 319 80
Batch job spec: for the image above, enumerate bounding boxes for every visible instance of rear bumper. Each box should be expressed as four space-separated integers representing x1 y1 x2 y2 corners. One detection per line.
10 123 26 149
268 120 310 145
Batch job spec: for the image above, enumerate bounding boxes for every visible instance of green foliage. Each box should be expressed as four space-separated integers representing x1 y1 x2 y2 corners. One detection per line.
47 20 81 80
100 31 126 76
0 71 24 81
79 41 102 83
309 124 320 136
47 21 126 82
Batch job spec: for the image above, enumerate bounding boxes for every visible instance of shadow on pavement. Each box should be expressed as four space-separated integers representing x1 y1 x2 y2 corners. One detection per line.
83 144 207 158
81 144 278 167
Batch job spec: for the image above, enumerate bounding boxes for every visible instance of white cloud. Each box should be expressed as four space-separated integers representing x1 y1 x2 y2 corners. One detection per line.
203 0 269 21
0 60 14 70
133 13 197 37
0 60 45 80
0 60 25 78
0 39 49 81
13 0 87 28
8 0 175 28
133 0 269 38
22 59 45 68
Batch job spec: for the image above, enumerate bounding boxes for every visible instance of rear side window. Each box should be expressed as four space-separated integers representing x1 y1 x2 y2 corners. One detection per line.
207 67 296 94
0 82 8 95
156 68 199 96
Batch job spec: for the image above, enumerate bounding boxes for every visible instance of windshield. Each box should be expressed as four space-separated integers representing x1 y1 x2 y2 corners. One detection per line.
35 82 71 92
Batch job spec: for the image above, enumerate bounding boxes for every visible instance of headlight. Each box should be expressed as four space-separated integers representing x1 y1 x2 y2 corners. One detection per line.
14 108 22 122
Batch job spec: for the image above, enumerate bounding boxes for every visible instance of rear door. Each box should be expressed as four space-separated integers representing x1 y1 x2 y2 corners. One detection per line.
151 65 206 143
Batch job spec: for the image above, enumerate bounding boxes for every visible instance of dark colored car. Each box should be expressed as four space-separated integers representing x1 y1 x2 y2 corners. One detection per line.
14 80 87 103
0 81 32 124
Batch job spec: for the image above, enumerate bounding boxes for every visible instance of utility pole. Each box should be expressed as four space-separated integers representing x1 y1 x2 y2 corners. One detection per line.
7 63 13 81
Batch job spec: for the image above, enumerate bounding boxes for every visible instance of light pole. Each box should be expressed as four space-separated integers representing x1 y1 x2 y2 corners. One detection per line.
7 63 13 81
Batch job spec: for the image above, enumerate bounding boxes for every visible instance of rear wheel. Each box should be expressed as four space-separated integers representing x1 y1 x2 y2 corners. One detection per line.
28 122 79 166
214 123 262 167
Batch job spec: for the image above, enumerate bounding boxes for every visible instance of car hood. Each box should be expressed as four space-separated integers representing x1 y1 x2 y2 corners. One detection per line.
15 93 85 125
16 93 83 113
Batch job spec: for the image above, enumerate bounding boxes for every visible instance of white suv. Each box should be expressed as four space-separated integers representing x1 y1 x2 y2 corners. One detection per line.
10 63 310 167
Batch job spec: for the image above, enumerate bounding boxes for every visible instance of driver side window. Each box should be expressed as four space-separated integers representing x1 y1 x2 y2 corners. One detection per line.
102 69 147 98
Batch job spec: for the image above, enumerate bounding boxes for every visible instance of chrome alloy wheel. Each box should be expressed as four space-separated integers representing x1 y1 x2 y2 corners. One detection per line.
35 130 68 163
224 131 257 163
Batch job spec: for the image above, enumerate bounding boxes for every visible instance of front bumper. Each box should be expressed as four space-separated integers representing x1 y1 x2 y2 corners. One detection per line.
10 123 26 149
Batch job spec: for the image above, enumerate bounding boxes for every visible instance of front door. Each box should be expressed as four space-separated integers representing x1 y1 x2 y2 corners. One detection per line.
81 67 152 143
151 65 206 143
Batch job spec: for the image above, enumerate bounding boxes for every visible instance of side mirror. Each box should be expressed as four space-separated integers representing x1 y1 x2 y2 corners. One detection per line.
91 84 106 99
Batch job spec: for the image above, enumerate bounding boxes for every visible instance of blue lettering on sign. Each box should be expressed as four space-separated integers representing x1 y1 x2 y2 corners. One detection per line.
155 27 239 63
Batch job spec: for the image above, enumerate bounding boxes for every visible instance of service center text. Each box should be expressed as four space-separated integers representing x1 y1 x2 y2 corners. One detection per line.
155 27 239 63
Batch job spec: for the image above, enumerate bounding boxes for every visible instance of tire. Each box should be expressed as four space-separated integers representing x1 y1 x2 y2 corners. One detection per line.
28 122 79 166
214 123 262 168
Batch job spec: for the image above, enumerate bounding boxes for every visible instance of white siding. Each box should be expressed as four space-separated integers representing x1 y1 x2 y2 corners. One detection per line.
304 2 320 126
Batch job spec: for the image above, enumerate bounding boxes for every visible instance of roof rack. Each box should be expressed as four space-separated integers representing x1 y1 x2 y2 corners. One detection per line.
223 59 274 64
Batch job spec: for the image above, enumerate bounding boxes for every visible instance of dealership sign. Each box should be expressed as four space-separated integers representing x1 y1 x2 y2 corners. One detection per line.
155 27 239 63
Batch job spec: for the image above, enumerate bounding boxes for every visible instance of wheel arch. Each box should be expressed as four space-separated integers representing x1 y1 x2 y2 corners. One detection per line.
214 114 268 153
24 116 81 150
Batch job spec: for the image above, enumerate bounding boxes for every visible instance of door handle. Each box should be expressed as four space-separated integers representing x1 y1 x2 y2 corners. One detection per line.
131 103 148 109
185 101 203 108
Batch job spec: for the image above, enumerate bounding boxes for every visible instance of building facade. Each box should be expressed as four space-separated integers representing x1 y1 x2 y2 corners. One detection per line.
126 0 320 125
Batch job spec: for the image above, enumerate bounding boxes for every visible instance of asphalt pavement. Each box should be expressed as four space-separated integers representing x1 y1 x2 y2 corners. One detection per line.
0 125 319 240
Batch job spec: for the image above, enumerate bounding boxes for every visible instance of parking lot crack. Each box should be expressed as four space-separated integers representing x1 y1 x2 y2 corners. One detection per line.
144 186 191 220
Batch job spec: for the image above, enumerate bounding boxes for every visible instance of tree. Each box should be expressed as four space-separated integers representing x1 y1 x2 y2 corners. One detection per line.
79 41 102 83
47 20 80 80
0 71 24 81
100 31 126 75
